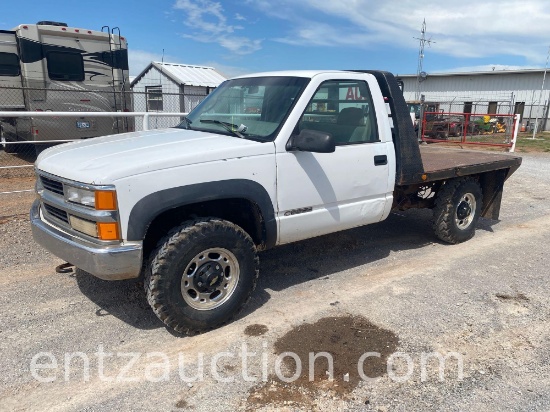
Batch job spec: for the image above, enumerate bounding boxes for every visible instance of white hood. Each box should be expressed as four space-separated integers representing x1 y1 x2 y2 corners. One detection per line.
36 128 275 184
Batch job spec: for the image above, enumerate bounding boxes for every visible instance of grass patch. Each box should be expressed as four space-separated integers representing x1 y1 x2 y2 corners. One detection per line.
514 133 550 152
427 132 550 153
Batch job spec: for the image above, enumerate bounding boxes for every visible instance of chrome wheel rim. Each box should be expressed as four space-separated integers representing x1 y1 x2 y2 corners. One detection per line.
181 248 240 310
456 193 476 230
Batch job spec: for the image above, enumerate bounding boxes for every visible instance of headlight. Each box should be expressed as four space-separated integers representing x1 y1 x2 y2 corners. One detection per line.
65 187 117 210
66 186 95 207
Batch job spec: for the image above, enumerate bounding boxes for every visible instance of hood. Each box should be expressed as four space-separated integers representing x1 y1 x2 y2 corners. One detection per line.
36 128 274 184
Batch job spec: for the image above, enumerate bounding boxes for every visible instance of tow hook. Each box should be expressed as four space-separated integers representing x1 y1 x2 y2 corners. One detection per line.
55 262 74 274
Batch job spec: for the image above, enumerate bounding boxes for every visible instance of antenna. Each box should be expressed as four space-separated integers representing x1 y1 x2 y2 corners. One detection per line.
413 19 436 101
159 48 165 84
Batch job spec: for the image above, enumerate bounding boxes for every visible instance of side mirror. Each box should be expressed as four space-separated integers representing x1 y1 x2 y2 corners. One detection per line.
287 129 335 153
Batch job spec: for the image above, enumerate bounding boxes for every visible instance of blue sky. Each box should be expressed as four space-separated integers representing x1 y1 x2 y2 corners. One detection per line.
3 0 550 78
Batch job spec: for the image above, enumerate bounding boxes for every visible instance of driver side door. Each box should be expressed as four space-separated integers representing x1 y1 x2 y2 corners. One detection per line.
276 78 393 244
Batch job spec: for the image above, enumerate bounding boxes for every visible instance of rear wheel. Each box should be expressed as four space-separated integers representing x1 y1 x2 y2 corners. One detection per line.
145 218 259 334
1 129 18 154
454 125 463 137
433 178 483 244
435 127 449 139
470 125 481 136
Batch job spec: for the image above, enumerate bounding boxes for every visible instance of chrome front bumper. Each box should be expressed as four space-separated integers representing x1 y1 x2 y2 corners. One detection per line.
31 200 143 280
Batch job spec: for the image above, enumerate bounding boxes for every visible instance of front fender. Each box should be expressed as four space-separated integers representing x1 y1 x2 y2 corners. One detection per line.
126 179 277 249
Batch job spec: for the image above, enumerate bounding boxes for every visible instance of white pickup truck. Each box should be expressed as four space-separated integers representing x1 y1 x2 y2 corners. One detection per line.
31 70 521 334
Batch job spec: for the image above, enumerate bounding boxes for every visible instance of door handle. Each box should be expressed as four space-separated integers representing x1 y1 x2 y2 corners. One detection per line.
374 155 387 166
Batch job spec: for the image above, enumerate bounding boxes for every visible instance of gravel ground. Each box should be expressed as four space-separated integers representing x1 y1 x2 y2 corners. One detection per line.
0 153 549 411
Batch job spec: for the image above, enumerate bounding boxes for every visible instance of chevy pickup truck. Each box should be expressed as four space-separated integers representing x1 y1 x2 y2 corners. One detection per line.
31 70 522 334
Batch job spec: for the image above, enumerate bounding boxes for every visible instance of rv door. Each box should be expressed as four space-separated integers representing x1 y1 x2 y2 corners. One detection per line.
0 30 24 109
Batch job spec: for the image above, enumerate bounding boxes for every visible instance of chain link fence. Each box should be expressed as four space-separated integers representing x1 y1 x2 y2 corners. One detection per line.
420 111 518 149
409 96 550 133
0 86 207 162
0 86 207 198
408 98 544 150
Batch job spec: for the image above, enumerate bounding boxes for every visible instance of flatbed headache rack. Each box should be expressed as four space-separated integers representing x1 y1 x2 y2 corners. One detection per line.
349 70 521 180
348 70 522 220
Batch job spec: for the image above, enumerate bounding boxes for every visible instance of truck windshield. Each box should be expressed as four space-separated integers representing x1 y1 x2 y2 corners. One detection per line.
175 76 310 141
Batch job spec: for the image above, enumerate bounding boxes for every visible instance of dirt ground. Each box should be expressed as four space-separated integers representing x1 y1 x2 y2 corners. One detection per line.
1 153 550 411
0 163 35 219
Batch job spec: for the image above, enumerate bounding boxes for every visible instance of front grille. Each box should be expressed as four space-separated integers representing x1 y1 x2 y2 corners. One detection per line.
43 203 69 224
40 176 64 196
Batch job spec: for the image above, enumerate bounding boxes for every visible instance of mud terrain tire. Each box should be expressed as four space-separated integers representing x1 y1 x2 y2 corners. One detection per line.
433 178 482 244
145 218 259 334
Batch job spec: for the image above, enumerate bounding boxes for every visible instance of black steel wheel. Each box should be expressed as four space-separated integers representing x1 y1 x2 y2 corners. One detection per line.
433 178 483 244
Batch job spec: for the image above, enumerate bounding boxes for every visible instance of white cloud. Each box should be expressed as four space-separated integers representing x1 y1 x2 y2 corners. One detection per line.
247 0 550 65
235 13 246 21
173 0 262 55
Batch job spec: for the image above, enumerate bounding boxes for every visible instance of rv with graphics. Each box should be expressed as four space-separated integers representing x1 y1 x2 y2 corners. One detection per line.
0 21 132 154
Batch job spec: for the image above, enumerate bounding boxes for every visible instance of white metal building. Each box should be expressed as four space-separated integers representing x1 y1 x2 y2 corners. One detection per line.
398 69 550 131
130 62 227 130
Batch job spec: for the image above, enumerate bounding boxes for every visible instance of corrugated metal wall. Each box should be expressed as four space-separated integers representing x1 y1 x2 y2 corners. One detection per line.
400 71 550 130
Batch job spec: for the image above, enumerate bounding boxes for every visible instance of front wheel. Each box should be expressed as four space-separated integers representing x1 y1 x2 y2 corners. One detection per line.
145 218 259 334
433 178 483 244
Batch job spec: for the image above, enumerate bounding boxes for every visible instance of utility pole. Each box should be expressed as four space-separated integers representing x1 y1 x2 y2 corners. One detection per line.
532 46 550 139
413 19 435 101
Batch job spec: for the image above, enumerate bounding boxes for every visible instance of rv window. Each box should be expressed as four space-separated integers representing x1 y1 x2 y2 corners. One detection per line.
146 86 163 111
46 51 84 81
0 52 20 77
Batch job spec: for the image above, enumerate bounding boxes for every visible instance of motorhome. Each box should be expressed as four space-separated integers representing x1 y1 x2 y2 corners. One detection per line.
0 21 132 154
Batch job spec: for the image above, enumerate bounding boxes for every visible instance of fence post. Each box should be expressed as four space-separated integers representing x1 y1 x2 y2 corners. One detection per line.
509 114 520 153
143 113 150 131
463 114 469 144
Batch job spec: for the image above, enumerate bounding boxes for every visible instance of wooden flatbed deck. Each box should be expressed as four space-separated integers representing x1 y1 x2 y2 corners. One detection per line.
409 145 523 184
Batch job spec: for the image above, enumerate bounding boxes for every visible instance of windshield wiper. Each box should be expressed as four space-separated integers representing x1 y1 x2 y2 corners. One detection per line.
200 119 248 138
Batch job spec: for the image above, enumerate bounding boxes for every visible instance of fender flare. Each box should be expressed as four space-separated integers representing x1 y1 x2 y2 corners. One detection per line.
126 179 277 249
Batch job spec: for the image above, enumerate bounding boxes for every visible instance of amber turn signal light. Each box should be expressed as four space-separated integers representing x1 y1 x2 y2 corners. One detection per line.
95 191 117 210
97 222 120 240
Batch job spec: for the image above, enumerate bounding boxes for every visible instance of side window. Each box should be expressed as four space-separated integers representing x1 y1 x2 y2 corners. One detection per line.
299 80 379 145
146 86 163 111
46 51 84 81
0 52 20 76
